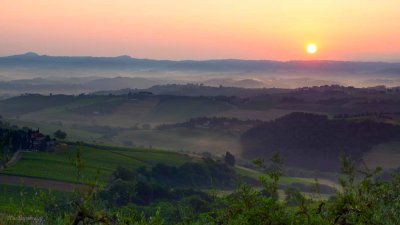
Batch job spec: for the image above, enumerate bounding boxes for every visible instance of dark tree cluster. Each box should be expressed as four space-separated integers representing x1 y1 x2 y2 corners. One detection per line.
98 161 230 223
54 129 67 139
223 151 236 166
241 112 400 171
133 158 237 189
100 180 212 207
0 121 54 166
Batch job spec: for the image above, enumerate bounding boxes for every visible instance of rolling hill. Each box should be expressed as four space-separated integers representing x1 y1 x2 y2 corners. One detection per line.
241 112 400 171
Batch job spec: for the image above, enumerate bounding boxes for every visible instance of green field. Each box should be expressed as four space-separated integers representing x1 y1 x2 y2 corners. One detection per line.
2 144 193 185
1 142 339 191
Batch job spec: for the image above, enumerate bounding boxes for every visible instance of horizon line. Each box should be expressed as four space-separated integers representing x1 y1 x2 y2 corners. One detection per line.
1 52 400 64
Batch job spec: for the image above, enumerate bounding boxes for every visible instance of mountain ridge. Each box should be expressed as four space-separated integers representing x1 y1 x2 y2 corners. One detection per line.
1 53 400 81
3 52 400 64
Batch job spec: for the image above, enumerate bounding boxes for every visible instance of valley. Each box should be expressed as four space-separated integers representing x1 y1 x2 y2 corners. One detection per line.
1 84 400 222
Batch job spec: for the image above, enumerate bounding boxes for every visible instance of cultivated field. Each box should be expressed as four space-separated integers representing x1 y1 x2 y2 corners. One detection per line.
1 144 193 185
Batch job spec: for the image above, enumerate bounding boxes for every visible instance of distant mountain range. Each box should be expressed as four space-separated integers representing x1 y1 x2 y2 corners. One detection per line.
1 52 400 75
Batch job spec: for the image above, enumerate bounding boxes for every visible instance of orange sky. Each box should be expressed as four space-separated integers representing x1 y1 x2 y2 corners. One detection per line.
1 0 400 61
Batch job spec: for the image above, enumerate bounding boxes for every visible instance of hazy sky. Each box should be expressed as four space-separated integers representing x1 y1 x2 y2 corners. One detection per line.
1 0 400 61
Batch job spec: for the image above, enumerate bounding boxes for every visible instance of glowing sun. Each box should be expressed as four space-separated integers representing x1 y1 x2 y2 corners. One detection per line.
306 43 318 54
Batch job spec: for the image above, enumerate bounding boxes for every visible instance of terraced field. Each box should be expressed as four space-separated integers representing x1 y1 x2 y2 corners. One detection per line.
1 144 193 185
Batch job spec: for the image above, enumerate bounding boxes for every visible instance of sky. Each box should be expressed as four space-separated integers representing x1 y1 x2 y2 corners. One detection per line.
1 0 400 61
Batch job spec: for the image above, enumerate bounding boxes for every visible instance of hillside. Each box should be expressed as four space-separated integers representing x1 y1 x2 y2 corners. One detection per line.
241 112 400 171
3 86 400 158
0 94 235 126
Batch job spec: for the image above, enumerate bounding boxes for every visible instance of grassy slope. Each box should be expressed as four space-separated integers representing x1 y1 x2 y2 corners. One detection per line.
1 142 339 190
1 144 192 185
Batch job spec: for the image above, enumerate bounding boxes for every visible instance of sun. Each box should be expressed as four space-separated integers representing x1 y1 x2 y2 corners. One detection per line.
306 43 318 54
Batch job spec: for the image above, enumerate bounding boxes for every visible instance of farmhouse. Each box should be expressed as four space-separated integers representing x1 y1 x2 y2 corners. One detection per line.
27 131 55 152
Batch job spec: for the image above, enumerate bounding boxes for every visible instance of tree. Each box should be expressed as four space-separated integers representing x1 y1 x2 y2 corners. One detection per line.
54 130 67 140
224 151 236 166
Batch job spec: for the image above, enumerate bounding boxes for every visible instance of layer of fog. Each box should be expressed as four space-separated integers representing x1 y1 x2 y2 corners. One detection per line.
1 68 400 99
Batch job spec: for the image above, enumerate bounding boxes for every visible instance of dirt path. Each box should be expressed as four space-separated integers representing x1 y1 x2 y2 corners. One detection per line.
5 150 22 167
0 174 84 192
0 150 22 172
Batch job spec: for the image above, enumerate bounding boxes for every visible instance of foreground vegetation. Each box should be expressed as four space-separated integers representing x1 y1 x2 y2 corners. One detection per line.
1 154 400 225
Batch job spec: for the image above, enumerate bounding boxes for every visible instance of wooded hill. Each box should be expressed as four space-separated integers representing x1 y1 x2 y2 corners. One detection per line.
241 112 400 171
